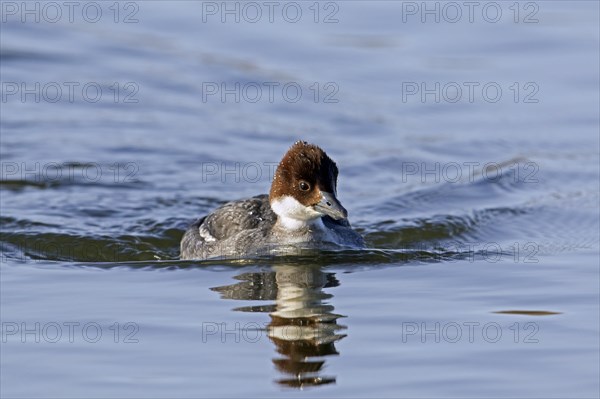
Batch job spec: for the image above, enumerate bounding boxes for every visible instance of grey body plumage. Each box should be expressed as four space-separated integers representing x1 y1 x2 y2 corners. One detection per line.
180 194 364 260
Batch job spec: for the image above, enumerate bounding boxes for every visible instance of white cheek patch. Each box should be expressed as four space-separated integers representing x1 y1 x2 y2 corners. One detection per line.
271 196 321 223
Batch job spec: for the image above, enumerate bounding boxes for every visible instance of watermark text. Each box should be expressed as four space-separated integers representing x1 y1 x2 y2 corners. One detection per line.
401 1 539 24
201 1 339 23
401 81 539 104
1 1 139 23
201 81 339 104
2 321 140 343
1 162 139 184
2 82 139 104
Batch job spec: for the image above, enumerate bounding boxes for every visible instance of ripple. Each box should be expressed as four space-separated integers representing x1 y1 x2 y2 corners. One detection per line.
0 162 146 191
0 231 179 263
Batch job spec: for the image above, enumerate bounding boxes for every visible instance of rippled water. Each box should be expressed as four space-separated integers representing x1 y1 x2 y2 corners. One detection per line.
1 1 599 397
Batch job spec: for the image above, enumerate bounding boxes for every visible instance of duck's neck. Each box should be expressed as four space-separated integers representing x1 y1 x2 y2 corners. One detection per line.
276 215 324 231
270 195 324 231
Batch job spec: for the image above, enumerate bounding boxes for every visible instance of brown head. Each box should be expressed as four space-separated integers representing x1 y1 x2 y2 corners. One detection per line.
269 141 347 224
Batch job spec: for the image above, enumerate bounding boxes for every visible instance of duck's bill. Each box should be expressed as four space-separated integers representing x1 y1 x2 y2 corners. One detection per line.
314 191 348 220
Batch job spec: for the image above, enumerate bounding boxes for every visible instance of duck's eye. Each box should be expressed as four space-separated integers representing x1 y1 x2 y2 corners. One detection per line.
299 181 310 191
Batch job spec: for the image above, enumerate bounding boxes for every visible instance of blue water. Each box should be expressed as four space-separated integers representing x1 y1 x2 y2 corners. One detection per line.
1 1 599 397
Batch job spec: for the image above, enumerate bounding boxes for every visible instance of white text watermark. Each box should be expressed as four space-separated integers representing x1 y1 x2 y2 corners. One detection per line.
200 1 339 23
1 82 139 104
401 1 539 24
1 1 139 23
201 81 339 104
2 321 140 343
1 162 139 184
401 82 539 104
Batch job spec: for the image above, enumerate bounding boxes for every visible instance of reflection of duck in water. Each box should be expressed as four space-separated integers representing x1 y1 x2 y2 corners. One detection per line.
211 265 346 388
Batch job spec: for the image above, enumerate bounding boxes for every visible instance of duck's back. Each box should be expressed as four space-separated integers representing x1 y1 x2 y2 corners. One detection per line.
180 194 276 260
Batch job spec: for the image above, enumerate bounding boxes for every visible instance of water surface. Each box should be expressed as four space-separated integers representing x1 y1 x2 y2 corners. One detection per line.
1 1 599 397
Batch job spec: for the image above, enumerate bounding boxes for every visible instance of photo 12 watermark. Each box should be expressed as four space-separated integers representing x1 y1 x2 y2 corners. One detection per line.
1 162 140 184
1 321 140 343
201 81 339 104
400 1 540 24
1 82 139 104
401 321 539 343
401 81 540 104
200 1 339 23
433 241 539 264
400 161 539 184
1 1 139 23
374 241 540 264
